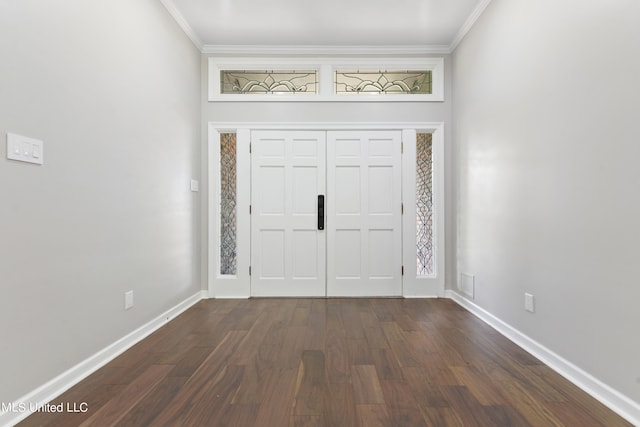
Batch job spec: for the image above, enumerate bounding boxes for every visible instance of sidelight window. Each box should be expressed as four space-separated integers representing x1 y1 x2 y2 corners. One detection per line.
416 133 434 276
220 133 237 275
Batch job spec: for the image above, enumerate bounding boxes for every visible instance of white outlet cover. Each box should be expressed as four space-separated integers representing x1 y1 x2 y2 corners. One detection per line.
124 291 134 310
525 293 535 313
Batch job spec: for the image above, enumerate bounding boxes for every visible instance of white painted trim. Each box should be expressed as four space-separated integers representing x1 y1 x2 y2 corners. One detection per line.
402 295 440 299
158 0 204 50
236 130 251 296
445 290 640 426
209 122 446 132
0 291 206 427
209 122 445 300
449 0 494 52
202 45 451 56
208 57 445 102
208 128 220 299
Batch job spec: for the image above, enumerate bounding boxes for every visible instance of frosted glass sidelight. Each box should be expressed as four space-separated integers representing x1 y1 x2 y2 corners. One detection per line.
416 133 434 275
220 133 237 275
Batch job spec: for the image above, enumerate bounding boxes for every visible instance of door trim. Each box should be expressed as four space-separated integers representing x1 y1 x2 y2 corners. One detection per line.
208 121 445 298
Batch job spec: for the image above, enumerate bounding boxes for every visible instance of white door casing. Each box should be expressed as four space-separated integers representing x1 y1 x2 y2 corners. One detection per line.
208 122 445 299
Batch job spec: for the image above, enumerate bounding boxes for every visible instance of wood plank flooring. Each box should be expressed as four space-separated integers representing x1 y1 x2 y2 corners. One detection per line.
17 298 632 426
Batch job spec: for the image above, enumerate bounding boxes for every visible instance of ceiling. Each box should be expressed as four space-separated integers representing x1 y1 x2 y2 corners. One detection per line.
161 0 491 53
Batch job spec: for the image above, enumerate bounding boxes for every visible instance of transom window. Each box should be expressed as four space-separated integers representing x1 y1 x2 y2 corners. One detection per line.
220 70 318 94
209 57 444 102
335 70 432 95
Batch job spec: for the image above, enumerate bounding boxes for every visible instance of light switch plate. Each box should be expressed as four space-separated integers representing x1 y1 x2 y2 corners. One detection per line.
7 133 44 165
190 179 199 192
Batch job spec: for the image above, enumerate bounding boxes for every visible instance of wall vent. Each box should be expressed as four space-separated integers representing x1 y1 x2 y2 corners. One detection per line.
460 273 475 300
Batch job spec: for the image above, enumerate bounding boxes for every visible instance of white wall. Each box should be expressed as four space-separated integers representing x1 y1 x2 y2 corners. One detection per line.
200 54 456 297
453 0 640 406
0 0 201 403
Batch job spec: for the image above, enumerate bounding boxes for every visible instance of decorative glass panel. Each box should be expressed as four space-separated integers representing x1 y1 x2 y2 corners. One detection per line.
416 133 434 276
335 70 432 94
220 133 237 275
220 70 318 94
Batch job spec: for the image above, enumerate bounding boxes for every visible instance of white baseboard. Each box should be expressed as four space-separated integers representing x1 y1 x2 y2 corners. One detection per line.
402 295 441 298
445 290 640 426
212 295 250 299
0 291 206 427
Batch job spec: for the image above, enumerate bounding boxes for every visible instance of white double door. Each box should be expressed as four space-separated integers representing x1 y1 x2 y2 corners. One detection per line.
251 130 402 297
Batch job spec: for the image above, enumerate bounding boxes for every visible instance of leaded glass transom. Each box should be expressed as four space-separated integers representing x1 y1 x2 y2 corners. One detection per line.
220 133 237 275
221 70 318 94
335 70 432 94
416 133 434 276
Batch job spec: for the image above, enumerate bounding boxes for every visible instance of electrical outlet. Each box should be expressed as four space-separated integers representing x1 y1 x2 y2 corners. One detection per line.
124 291 134 310
525 293 535 313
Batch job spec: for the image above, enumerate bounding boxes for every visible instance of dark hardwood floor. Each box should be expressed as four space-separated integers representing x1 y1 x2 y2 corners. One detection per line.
18 298 631 426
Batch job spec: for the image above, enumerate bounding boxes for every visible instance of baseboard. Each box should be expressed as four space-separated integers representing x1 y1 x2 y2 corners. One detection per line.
445 290 640 426
0 290 206 427
212 295 250 299
402 295 441 299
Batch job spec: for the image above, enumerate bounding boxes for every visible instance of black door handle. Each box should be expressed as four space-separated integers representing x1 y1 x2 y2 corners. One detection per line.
318 195 325 230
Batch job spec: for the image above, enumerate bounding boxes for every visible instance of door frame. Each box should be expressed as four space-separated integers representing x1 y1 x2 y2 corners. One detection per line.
208 121 445 299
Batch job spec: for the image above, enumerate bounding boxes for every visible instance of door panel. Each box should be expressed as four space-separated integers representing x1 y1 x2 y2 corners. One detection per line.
334 167 361 214
251 129 402 297
334 230 361 277
260 230 285 277
327 131 403 296
251 131 326 297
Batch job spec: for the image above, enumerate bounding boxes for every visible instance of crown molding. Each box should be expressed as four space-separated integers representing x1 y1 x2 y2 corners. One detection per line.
449 0 493 52
201 44 451 56
159 0 204 51
161 0 492 55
